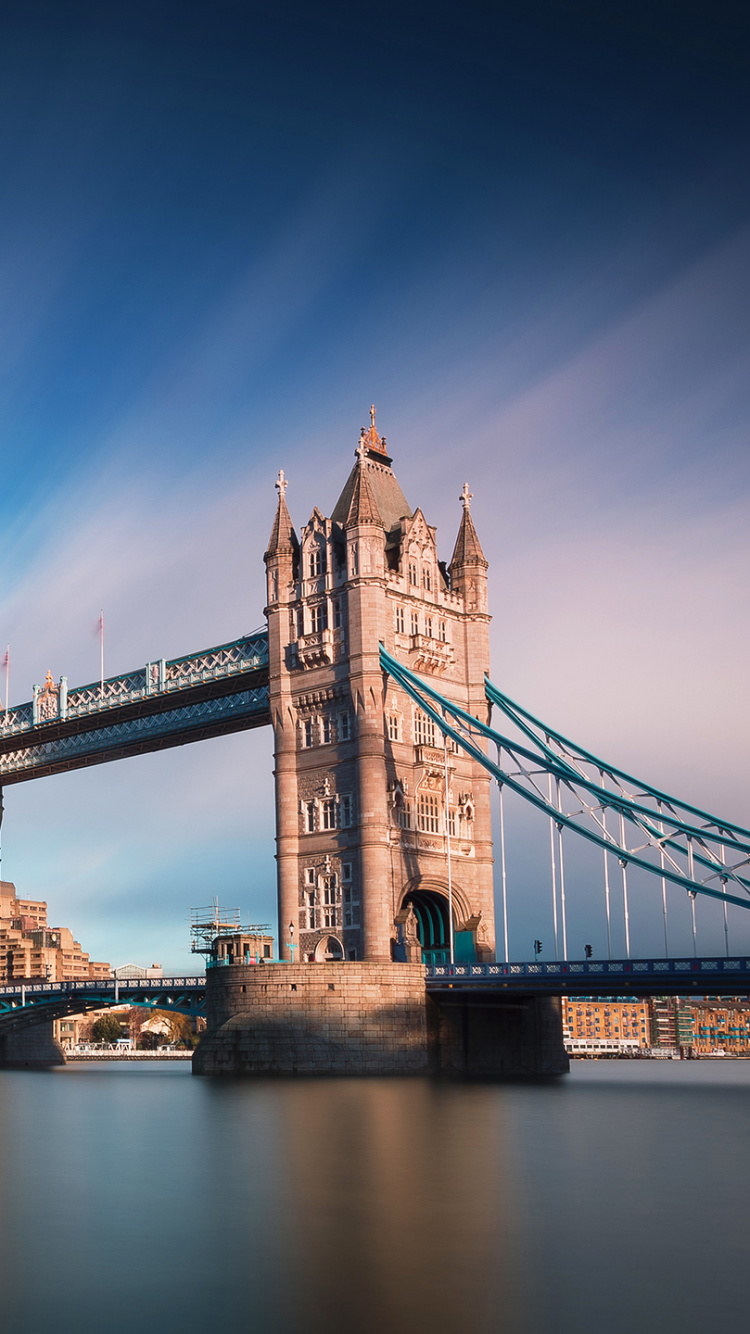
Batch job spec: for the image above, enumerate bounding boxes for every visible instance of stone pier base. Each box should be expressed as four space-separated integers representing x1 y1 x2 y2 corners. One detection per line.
0 1021 66 1068
428 993 569 1078
193 962 430 1076
193 964 569 1078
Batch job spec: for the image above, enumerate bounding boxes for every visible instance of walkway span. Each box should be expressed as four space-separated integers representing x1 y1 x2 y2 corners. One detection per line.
0 632 269 784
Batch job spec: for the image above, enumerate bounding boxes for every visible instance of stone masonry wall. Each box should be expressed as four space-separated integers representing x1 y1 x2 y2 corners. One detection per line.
193 962 430 1076
0 1020 66 1067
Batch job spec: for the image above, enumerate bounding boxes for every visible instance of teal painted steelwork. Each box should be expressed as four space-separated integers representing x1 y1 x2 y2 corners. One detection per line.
0 632 270 783
0 976 206 1036
379 645 750 913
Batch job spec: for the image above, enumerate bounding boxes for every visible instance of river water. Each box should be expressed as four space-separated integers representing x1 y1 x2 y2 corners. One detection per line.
0 1059 747 1334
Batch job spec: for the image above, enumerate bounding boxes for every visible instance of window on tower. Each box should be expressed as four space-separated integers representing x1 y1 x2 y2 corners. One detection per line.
408 561 418 586
395 606 405 634
411 611 419 636
422 566 432 591
311 602 328 634
309 547 326 578
339 712 351 741
305 802 316 833
304 719 314 748
322 799 337 830
387 715 400 742
339 794 353 827
414 709 436 748
418 793 440 833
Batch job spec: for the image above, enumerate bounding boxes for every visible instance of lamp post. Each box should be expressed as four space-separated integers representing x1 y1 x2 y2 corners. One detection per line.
287 922 296 963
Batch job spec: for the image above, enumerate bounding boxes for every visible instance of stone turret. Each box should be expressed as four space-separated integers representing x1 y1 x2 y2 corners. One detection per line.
448 482 488 613
264 470 301 961
264 411 496 967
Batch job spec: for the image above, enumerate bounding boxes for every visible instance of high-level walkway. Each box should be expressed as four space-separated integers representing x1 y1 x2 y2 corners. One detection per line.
0 633 269 783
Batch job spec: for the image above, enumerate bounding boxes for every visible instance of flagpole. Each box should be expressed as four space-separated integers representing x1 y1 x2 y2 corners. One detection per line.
99 612 104 700
3 645 8 719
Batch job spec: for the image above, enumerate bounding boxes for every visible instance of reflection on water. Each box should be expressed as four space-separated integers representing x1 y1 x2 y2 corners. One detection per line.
0 1060 748 1334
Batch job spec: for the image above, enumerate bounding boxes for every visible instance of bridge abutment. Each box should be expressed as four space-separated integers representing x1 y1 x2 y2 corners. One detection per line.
0 1021 66 1068
193 965 568 1078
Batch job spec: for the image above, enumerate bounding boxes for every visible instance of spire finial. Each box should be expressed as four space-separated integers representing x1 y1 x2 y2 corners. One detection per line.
460 482 473 511
355 437 367 463
275 469 288 500
357 403 387 457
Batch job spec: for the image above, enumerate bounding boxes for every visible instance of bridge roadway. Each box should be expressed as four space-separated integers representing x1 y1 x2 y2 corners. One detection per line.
0 975 206 1034
1 957 748 1039
426 956 750 998
0 631 270 784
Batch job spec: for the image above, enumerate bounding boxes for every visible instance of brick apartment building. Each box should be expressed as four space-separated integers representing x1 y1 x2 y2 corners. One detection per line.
0 880 110 982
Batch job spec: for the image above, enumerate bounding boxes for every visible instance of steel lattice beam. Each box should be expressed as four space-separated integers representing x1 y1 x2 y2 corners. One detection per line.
0 633 270 784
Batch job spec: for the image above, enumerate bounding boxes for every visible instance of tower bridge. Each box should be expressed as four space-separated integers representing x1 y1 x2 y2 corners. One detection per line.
1 408 748 1075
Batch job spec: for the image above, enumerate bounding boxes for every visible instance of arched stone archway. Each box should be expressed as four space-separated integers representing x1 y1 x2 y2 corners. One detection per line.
398 880 479 965
314 935 344 962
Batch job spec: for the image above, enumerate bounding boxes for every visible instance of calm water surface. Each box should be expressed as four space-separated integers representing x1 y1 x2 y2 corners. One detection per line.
0 1059 747 1334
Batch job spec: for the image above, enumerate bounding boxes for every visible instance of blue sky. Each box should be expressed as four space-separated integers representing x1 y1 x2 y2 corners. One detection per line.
0 1 749 969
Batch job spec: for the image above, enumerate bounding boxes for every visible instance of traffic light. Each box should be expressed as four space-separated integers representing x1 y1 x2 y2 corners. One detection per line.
533 939 543 960
584 944 593 959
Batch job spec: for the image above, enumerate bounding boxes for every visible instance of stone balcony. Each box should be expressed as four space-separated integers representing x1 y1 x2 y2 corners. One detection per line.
297 628 334 669
408 634 453 675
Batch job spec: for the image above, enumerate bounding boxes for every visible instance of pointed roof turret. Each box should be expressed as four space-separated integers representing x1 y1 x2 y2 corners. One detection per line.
344 441 383 528
449 483 488 572
264 469 300 561
331 407 412 532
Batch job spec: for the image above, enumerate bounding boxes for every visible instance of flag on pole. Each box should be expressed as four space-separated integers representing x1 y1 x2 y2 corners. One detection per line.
2 645 8 715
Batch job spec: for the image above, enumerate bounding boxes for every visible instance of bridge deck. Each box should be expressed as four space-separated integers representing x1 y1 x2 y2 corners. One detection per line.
0 633 270 783
0 975 206 1032
426 957 750 998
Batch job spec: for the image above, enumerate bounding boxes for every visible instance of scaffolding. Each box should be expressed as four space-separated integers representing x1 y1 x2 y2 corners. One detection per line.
189 899 271 959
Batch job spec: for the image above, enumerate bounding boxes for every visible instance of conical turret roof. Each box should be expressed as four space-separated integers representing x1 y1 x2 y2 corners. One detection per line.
448 484 488 571
344 457 383 528
332 408 412 533
264 471 299 561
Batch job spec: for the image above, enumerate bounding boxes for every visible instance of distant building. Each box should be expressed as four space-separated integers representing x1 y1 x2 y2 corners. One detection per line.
0 880 110 983
562 997 650 1054
213 932 273 965
679 999 750 1056
649 996 679 1050
113 962 163 979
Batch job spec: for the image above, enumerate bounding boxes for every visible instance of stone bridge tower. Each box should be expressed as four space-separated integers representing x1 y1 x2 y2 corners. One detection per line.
264 410 495 965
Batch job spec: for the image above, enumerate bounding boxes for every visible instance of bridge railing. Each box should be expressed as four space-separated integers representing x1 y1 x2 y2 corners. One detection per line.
0 976 205 1000
427 957 750 981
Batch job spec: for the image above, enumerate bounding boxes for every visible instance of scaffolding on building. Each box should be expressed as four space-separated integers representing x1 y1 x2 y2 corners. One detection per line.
189 899 272 960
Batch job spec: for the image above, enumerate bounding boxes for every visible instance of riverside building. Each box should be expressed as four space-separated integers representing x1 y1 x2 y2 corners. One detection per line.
0 880 110 983
562 997 650 1054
